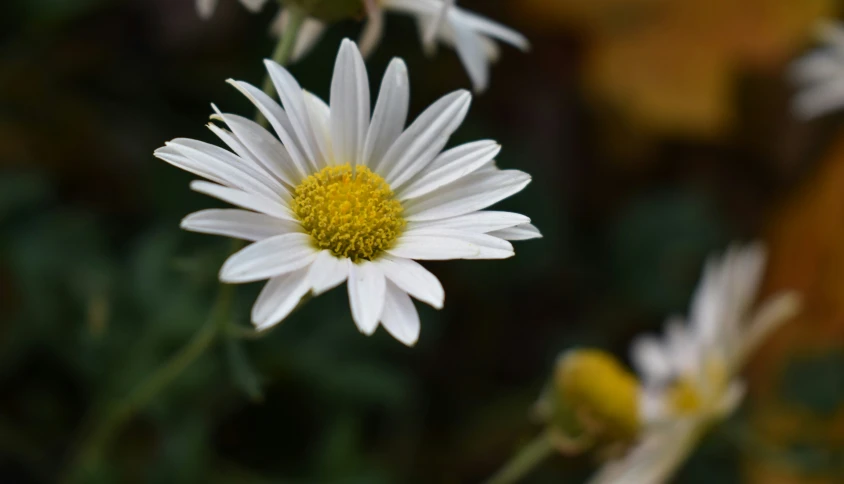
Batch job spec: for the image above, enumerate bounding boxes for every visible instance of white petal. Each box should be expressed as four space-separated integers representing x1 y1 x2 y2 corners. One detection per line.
408 210 529 233
330 39 370 166
226 80 311 180
403 169 530 222
265 59 323 168
303 90 332 165
422 0 453 53
362 58 409 169
307 250 350 295
588 420 700 484
239 0 269 12
790 51 843 84
378 90 472 188
294 18 327 62
665 318 698 377
211 108 302 187
398 140 499 200
630 336 673 385
251 267 311 330
347 260 386 335
380 281 421 346
190 181 296 222
387 235 478 260
793 78 844 119
450 20 490 92
181 209 301 241
488 223 542 241
738 292 801 368
205 124 280 187
269 10 325 62
219 233 318 283
400 227 513 259
156 140 282 201
452 7 530 51
376 255 444 308
196 0 217 19
638 388 668 425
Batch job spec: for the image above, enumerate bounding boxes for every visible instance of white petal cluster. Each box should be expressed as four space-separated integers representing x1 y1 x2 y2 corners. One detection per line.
155 40 538 346
791 20 844 119
590 244 800 484
366 0 530 91
270 0 529 92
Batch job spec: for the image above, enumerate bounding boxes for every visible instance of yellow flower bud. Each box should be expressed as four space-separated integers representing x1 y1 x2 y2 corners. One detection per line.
553 349 642 442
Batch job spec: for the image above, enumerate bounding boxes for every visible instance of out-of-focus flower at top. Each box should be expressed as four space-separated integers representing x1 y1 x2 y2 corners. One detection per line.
791 20 844 120
274 0 529 91
196 0 270 19
361 0 530 92
154 40 538 347
536 244 800 483
519 0 835 138
196 0 528 91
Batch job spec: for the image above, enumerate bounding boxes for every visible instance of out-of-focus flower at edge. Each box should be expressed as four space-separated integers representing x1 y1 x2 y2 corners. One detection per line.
518 0 835 139
196 0 529 92
533 244 800 483
791 20 844 120
154 39 538 347
196 0 270 19
357 0 531 92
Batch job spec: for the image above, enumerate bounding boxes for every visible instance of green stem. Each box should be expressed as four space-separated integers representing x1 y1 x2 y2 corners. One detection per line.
62 12 308 480
484 431 556 484
258 5 307 126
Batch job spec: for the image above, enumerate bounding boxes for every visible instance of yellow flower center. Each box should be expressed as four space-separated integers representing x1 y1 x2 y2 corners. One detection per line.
555 349 642 440
291 164 405 262
667 379 703 414
666 360 728 417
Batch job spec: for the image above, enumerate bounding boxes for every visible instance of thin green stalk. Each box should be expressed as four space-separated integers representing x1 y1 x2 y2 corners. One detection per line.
484 431 556 484
63 286 230 482
62 14 307 481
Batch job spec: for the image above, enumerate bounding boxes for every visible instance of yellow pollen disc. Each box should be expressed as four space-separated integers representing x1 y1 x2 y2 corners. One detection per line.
555 349 642 439
667 359 727 416
291 164 405 262
667 379 703 414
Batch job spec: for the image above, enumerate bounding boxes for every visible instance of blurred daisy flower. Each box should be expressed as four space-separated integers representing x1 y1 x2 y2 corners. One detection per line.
536 244 799 483
205 0 529 92
357 0 531 92
155 40 538 347
791 20 844 119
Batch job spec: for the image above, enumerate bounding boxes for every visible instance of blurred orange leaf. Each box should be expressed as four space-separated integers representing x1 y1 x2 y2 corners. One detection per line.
521 0 835 138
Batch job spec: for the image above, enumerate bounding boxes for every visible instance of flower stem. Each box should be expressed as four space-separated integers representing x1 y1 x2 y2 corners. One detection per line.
62 13 308 480
63 285 231 483
484 431 556 484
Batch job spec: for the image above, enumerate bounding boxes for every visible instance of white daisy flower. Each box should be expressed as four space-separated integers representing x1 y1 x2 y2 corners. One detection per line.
791 20 844 119
196 0 269 19
271 0 529 92
154 39 538 346
589 244 800 484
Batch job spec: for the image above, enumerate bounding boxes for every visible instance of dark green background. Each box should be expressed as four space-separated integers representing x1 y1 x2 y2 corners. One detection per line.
0 0 835 482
